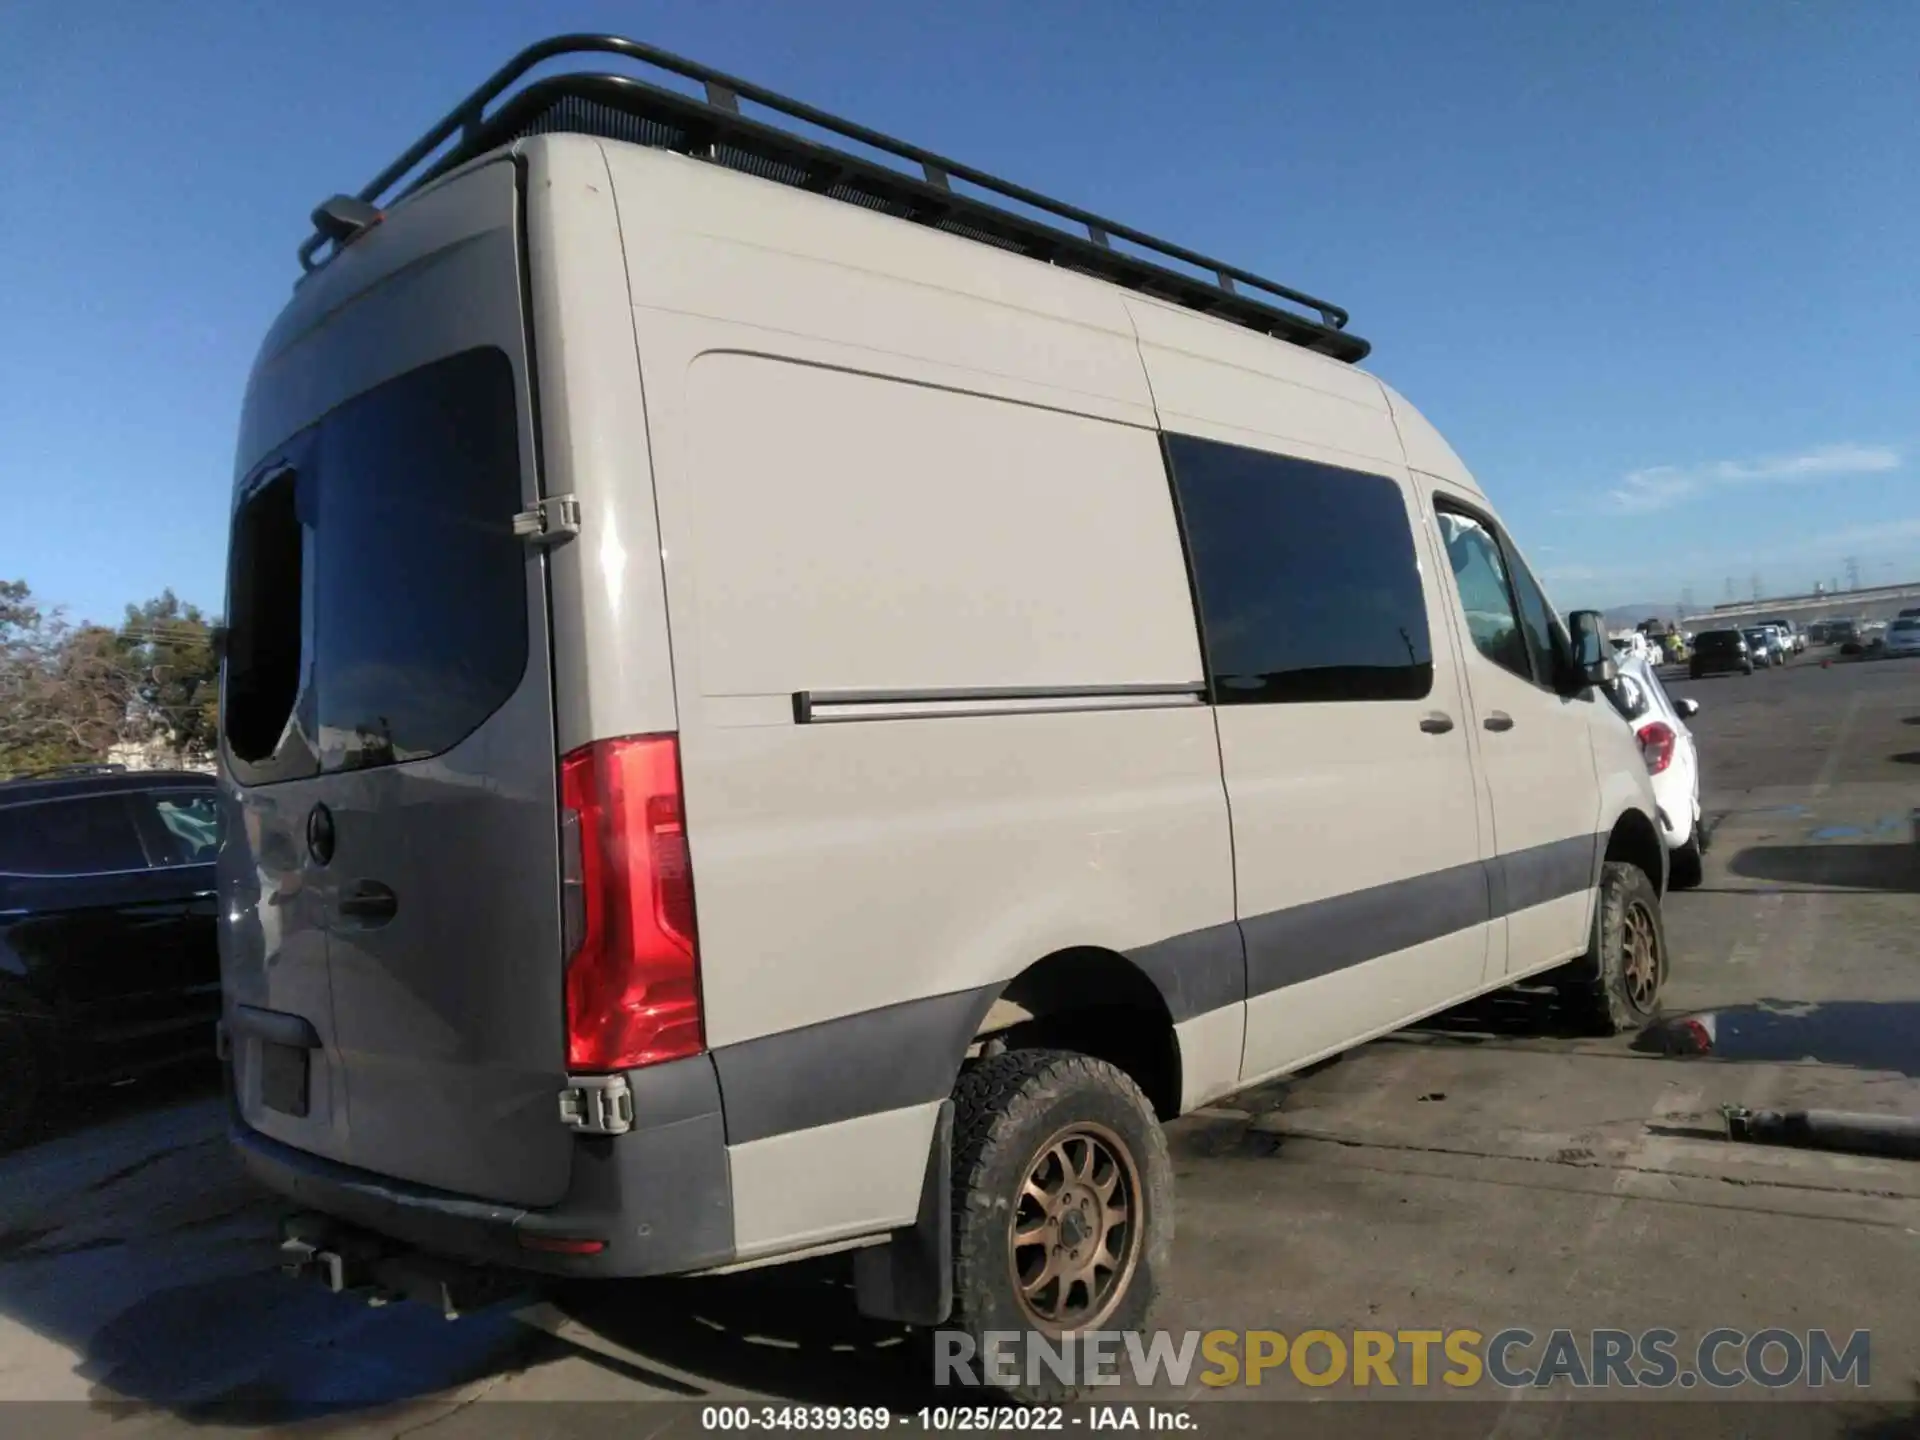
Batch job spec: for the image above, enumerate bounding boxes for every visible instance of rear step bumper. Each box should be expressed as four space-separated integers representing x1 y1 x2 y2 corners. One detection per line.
229 1053 735 1279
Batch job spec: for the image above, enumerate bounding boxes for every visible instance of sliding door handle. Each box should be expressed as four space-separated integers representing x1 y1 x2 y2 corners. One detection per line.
1483 711 1515 733
1419 712 1455 735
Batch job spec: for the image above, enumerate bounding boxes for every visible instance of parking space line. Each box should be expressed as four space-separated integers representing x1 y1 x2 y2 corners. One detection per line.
1811 690 1865 796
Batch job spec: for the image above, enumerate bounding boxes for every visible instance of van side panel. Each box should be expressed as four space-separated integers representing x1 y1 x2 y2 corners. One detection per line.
521 141 679 750
670 356 1228 1044
604 143 1238 1257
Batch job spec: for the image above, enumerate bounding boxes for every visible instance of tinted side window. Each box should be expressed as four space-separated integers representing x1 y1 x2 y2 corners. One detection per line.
224 468 308 770
0 796 148 876
1165 435 1433 704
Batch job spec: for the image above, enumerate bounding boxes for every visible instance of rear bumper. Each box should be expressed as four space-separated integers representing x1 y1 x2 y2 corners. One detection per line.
229 1053 735 1279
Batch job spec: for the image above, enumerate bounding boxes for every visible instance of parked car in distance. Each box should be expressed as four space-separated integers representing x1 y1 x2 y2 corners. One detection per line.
1759 619 1804 654
1605 652 1704 889
1884 616 1920 659
217 34 1674 1392
1805 620 1832 645
1690 629 1754 677
1743 627 1784 667
1830 618 1862 649
1898 607 1920 620
0 766 221 1148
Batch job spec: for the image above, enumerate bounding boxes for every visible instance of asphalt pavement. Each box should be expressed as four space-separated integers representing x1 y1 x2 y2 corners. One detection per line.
2 647 1917 1438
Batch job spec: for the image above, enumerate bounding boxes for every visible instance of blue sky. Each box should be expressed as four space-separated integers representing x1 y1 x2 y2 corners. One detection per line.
3 1 1915 623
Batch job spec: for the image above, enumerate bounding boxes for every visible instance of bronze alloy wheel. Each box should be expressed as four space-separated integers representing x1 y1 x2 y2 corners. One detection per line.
1621 898 1662 1011
1009 1121 1143 1333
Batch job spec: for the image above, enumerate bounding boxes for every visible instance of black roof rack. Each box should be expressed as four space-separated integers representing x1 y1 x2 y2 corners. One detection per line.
298 34 1370 364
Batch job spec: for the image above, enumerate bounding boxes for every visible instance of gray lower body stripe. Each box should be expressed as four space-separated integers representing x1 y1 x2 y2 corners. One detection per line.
1137 832 1605 1009
1127 921 1247 1025
709 834 1603 1144
1243 858 1492 997
711 985 1000 1146
1486 833 1601 920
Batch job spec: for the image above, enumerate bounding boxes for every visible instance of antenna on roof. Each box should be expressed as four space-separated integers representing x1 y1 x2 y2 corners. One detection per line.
294 34 1370 363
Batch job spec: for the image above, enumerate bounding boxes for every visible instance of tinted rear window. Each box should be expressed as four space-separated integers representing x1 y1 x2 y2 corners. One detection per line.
223 348 527 784
0 795 147 876
1165 435 1433 703
1697 631 1741 649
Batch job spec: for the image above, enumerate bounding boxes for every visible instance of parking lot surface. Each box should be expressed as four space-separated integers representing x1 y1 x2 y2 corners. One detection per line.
2 650 1917 1437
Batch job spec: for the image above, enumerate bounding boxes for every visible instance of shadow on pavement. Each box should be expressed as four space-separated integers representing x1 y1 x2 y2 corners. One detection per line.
1728 844 1919 892
552 1261 943 1409
0 1074 944 1423
1406 983 1596 1042
1890 751 1920 765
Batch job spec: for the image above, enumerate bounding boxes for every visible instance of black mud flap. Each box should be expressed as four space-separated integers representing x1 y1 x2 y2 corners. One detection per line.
853 1100 953 1327
279 1212 529 1319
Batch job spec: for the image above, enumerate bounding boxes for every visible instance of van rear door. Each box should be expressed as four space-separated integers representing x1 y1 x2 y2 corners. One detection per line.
220 159 572 1207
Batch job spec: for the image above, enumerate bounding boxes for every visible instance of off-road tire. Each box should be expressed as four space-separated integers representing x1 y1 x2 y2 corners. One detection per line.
1557 861 1667 1035
948 1050 1172 1402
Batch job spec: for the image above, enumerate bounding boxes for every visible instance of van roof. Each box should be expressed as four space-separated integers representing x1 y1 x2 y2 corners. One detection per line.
296 33 1369 365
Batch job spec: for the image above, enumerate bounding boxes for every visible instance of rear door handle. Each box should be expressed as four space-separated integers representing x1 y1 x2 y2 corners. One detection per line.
1419 712 1455 734
1483 711 1515 733
336 880 398 928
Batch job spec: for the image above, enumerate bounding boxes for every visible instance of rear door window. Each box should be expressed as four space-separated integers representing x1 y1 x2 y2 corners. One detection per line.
1164 435 1434 703
223 348 527 784
0 795 148 876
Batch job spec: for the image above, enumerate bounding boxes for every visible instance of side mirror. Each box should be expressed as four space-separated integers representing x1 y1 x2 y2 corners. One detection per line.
1566 610 1616 689
1675 697 1700 719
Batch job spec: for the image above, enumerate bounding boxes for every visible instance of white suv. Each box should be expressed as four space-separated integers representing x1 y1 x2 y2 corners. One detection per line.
217 35 1671 1396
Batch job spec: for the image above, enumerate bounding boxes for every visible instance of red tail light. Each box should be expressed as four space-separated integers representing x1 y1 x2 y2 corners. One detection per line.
1636 721 1677 776
560 735 704 1072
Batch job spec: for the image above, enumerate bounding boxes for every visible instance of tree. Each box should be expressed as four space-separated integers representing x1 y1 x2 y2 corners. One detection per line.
119 590 220 760
0 580 140 778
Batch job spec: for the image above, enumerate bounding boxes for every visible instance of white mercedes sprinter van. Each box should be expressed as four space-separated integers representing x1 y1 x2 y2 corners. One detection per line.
218 34 1666 1394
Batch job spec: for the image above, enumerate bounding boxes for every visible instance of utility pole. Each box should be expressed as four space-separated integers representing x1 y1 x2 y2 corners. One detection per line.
1846 556 1862 591
1751 573 1763 602
1724 576 1737 603
1681 586 1696 621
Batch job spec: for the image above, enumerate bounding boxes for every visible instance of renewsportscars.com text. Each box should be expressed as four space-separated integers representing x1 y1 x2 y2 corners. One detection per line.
935 1327 1871 1391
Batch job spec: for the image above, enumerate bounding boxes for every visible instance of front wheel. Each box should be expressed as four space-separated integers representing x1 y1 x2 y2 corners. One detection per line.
949 1050 1172 1401
1554 860 1667 1035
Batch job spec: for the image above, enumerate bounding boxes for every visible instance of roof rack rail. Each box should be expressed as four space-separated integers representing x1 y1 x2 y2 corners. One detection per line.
297 34 1369 363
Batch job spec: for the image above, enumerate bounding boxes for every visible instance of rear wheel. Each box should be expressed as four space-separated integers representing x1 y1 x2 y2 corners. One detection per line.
949 1050 1171 1401
1556 861 1667 1035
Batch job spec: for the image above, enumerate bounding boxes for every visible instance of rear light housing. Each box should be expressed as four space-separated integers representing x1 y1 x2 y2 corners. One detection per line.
560 734 704 1072
1636 721 1677 776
